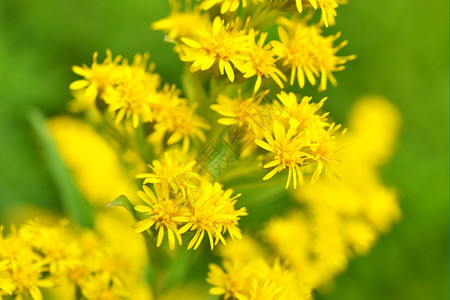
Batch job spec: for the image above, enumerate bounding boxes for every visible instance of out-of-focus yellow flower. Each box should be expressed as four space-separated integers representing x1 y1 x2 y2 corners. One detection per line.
152 5 210 40
154 102 211 151
47 116 138 207
207 246 311 300
0 219 150 300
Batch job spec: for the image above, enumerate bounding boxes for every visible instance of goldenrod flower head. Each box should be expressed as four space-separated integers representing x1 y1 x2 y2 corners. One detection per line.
80 273 129 300
256 120 309 189
152 4 210 40
277 91 327 129
269 0 343 27
314 0 345 27
181 16 248 82
211 90 270 137
19 219 79 276
70 49 123 103
207 258 311 300
296 0 342 27
159 103 211 150
200 0 242 14
103 53 160 128
151 84 185 118
134 179 246 251
136 148 199 198
273 18 354 91
0 219 147 300
134 185 189 250
307 122 346 183
240 30 286 92
180 181 247 250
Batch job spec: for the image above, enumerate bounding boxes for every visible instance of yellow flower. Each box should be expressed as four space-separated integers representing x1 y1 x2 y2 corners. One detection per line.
48 116 138 207
136 149 200 198
0 226 53 300
207 257 311 300
103 53 160 128
276 91 327 130
272 18 355 91
80 273 129 300
153 102 211 151
70 50 122 103
152 5 210 40
210 90 270 137
200 0 242 13
294 0 343 27
181 16 248 82
307 122 346 183
19 219 79 276
180 181 247 250
134 185 190 250
241 30 286 92
255 120 310 189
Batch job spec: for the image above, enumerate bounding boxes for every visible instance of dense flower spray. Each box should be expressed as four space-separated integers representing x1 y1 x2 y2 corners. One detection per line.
0 0 401 299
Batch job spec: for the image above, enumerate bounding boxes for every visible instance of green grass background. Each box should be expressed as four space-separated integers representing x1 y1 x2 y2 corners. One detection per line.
0 0 448 299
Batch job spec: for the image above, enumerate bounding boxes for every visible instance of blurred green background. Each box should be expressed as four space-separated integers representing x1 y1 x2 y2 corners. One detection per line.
0 0 448 299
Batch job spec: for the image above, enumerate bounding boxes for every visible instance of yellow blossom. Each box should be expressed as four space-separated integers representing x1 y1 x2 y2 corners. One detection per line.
272 18 354 91
255 120 309 189
295 0 343 27
276 91 327 130
240 30 286 92
47 116 138 207
200 0 242 13
210 90 270 137
103 53 160 128
207 257 311 300
152 5 210 40
306 122 346 183
136 149 200 198
180 181 247 250
181 16 248 82
70 50 122 103
134 185 190 250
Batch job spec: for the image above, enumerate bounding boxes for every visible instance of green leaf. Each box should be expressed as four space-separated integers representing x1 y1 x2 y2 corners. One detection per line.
27 109 93 228
107 195 139 221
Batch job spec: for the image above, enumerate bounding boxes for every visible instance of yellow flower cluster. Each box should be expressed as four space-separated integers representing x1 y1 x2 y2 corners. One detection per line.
208 97 400 296
207 235 311 300
0 219 149 300
264 96 401 288
212 91 345 188
52 0 402 299
155 2 353 92
134 149 247 251
70 51 210 150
